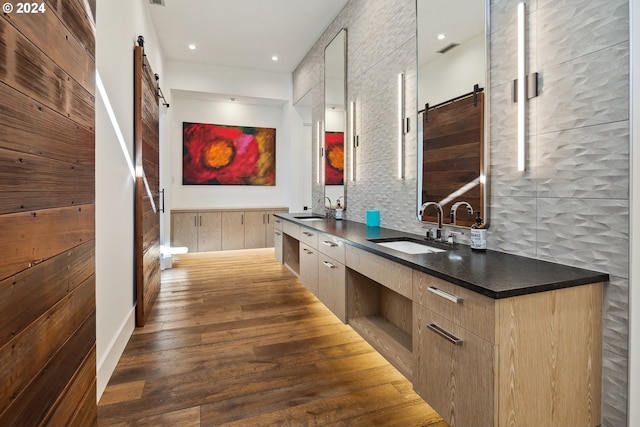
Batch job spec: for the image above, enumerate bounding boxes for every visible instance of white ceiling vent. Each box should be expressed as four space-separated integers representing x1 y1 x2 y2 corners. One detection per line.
437 43 460 54
149 0 165 6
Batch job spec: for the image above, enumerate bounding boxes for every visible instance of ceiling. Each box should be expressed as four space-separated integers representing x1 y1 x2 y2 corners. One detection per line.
146 0 349 74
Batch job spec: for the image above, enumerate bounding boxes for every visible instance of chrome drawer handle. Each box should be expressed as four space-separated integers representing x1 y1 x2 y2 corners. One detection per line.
427 286 463 304
303 248 314 254
322 261 336 269
302 231 314 237
321 241 338 248
427 323 463 345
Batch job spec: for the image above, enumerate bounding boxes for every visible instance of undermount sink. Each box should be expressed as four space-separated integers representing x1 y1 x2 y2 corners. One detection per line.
294 215 325 222
368 238 446 254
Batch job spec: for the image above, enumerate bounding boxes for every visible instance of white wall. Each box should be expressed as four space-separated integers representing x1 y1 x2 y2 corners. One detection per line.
95 0 166 400
419 33 485 107
169 95 294 210
163 60 307 240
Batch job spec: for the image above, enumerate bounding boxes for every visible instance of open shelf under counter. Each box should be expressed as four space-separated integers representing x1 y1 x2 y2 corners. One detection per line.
348 315 413 381
346 267 414 381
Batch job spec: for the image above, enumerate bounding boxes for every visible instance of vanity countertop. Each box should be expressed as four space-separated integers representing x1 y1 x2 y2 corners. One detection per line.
275 213 609 299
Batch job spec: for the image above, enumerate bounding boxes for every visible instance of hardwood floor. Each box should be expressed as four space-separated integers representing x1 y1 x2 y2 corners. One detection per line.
98 249 448 426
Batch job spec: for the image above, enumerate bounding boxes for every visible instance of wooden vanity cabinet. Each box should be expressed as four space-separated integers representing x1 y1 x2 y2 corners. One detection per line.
273 219 283 263
299 229 319 297
318 254 346 322
413 270 603 427
317 233 346 322
414 303 495 427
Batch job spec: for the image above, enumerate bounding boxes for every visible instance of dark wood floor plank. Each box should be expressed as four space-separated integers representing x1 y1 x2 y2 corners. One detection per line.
97 249 447 426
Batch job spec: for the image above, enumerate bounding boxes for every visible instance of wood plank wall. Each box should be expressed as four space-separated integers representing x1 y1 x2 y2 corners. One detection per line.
0 0 97 424
422 92 484 228
134 44 161 327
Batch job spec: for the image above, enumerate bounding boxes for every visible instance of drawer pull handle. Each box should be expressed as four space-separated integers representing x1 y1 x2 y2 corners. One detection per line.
275 231 282 236
303 248 314 255
427 323 463 345
322 261 336 269
427 286 463 304
302 231 314 237
321 241 338 248
275 219 281 223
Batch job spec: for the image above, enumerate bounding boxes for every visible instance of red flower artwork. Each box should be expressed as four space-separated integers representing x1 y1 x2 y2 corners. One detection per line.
325 131 344 185
182 122 276 185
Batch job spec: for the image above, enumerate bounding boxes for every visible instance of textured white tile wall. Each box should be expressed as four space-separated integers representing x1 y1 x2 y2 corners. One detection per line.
292 0 630 425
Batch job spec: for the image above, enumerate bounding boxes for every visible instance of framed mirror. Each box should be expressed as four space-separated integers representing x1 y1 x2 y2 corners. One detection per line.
416 0 489 228
323 29 347 209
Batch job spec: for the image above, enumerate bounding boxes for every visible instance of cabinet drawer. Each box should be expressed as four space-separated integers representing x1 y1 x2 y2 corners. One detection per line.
318 255 346 322
299 228 319 249
273 217 284 231
300 243 319 297
317 233 345 264
414 304 495 427
413 270 495 343
282 220 300 239
345 245 412 299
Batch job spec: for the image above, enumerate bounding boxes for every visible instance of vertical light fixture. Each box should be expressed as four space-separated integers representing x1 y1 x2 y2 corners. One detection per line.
349 101 356 182
316 120 322 184
517 2 526 171
397 73 405 179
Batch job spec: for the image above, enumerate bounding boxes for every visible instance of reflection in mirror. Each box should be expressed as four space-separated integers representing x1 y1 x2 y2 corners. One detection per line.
417 0 488 228
324 29 346 210
293 91 313 210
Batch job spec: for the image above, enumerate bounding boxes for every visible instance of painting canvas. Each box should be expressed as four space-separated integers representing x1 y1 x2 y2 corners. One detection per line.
325 131 344 185
183 122 276 185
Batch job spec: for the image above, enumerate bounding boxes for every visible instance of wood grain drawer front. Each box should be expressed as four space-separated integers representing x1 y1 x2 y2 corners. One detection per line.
345 245 412 299
300 243 319 297
414 304 495 427
273 217 283 231
274 229 283 263
318 256 346 323
299 228 319 249
318 234 346 264
282 220 300 239
413 270 495 343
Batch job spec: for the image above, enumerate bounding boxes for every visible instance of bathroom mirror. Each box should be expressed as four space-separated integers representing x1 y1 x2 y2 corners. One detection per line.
323 29 347 209
416 0 489 228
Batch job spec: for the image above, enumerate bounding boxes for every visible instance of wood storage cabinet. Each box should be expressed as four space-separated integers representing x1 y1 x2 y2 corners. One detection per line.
171 208 287 252
412 270 603 427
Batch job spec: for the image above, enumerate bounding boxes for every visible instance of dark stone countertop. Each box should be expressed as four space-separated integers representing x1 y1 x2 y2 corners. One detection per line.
275 213 609 299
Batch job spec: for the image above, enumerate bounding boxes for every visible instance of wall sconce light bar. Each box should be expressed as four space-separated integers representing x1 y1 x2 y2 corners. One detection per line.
398 73 405 179
517 2 526 172
349 101 356 182
316 120 322 184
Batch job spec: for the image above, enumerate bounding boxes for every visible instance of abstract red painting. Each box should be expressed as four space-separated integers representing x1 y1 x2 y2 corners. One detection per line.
325 131 344 185
182 122 276 185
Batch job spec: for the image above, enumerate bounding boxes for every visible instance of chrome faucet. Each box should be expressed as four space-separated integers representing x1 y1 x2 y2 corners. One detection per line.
316 197 333 218
450 201 474 225
420 201 443 240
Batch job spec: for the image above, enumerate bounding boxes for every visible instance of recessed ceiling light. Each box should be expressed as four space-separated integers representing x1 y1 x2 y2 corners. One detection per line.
271 55 279 61
188 44 196 50
437 34 446 40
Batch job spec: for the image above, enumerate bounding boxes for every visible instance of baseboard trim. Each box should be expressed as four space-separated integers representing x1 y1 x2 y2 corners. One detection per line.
96 306 136 401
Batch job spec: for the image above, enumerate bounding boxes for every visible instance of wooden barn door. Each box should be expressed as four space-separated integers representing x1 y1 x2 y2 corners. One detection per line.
134 38 161 327
0 1 97 425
